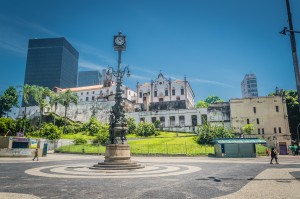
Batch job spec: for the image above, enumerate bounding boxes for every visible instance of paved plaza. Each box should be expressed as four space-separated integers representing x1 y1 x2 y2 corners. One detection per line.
0 153 300 199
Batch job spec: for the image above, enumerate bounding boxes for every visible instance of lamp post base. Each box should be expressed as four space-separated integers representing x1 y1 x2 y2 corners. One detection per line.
90 144 144 170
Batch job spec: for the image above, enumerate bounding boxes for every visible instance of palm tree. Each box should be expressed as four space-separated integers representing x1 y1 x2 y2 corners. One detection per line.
31 85 52 128
21 84 32 134
49 93 61 125
59 89 78 134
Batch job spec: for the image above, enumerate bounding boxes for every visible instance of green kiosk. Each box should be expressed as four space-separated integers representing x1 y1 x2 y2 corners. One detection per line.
214 138 266 158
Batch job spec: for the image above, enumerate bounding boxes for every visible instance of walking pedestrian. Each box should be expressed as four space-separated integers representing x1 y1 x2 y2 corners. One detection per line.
270 147 278 164
32 149 39 161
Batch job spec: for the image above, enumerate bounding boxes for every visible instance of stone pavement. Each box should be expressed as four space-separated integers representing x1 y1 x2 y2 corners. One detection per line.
0 154 299 199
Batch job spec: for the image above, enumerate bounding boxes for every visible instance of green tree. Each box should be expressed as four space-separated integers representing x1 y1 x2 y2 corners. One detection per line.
269 90 300 142
204 96 224 105
196 123 234 145
58 89 78 134
31 85 52 128
0 118 16 135
126 117 136 134
242 124 254 135
49 93 62 125
196 100 208 108
21 84 33 133
0 86 19 117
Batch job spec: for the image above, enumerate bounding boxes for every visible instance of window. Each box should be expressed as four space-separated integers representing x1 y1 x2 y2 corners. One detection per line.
92 91 95 94
247 119 250 124
262 128 265 134
151 117 156 123
181 88 184 95
86 97 89 101
170 116 175 126
276 106 279 112
257 118 259 124
92 96 95 101
140 117 145 122
179 116 185 126
172 89 175 95
81 92 83 95
258 128 260 134
154 91 157 97
139 92 142 98
253 107 256 113
160 117 165 127
279 127 282 133
165 90 168 96
87 92 89 95
176 96 180 101
122 90 125 94
274 127 277 134
159 98 164 102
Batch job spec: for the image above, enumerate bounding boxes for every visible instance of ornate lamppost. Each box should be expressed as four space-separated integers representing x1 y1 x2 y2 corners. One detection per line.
91 32 143 170
107 32 130 143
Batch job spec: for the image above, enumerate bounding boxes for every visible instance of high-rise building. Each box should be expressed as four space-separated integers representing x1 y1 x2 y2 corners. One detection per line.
24 37 79 89
78 71 101 87
241 74 258 98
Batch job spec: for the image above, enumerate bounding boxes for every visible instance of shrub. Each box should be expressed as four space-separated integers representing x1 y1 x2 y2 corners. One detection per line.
40 123 62 140
73 136 87 145
136 122 157 137
26 130 41 138
126 117 136 134
196 123 234 145
154 120 161 128
82 117 108 136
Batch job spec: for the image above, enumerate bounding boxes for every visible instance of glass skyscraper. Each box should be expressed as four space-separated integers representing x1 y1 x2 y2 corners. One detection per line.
241 74 258 98
78 71 101 87
24 37 79 89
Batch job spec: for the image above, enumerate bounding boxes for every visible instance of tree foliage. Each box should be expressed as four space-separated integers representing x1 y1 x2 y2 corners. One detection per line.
0 118 16 135
269 90 300 141
196 123 235 145
58 89 78 134
0 86 18 117
82 117 109 144
242 124 254 135
40 123 62 140
204 96 224 104
196 100 208 108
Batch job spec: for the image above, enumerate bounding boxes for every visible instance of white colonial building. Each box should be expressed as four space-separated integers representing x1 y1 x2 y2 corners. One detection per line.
127 108 207 133
136 73 195 111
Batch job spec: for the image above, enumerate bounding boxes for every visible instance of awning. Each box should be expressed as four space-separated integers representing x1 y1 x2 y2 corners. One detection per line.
213 138 266 144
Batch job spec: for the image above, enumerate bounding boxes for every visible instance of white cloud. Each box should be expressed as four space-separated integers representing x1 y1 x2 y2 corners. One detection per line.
79 60 106 71
189 77 233 88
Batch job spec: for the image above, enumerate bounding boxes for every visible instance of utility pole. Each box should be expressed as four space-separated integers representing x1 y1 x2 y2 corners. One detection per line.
285 0 300 113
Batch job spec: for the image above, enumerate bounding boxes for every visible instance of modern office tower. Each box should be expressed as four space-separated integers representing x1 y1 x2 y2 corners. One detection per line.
78 71 101 87
241 74 258 98
24 37 79 89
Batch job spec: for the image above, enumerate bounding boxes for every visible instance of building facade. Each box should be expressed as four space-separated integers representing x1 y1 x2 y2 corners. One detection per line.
207 102 231 129
24 37 79 89
127 108 207 133
136 73 195 111
230 96 290 154
78 71 101 87
241 74 258 98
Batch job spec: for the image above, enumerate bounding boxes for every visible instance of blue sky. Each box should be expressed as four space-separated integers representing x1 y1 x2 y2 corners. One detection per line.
0 0 299 102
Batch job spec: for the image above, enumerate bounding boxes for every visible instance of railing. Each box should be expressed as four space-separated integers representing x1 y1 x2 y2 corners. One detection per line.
55 143 214 156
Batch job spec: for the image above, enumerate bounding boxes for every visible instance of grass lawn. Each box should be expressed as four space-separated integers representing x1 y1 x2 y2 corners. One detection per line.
55 132 267 156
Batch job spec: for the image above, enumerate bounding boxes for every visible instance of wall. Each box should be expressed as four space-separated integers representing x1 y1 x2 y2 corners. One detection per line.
230 96 290 147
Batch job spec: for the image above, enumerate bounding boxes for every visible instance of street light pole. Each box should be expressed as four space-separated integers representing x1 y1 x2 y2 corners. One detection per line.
297 123 300 145
285 0 300 113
